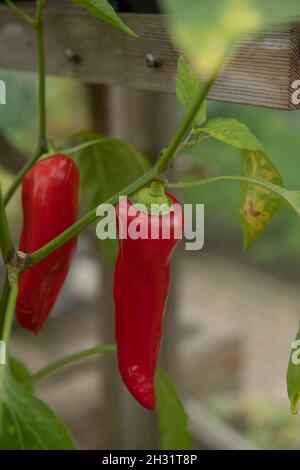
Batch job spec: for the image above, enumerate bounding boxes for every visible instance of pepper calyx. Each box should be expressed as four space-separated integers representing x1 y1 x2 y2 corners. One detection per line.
130 181 171 215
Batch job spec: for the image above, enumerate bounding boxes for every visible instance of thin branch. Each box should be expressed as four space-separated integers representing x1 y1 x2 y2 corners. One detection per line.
23 344 116 386
4 147 43 206
4 0 47 205
3 0 35 26
166 175 282 190
36 9 47 151
0 274 10 334
157 73 217 175
166 175 298 213
0 185 14 263
60 138 107 155
0 274 19 344
35 0 46 26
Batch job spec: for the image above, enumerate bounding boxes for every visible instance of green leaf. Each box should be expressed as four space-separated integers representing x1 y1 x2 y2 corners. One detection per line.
65 130 150 263
0 365 75 450
203 117 263 151
72 0 137 37
161 0 300 75
176 56 206 127
156 368 192 450
240 150 283 248
287 327 300 415
9 357 32 394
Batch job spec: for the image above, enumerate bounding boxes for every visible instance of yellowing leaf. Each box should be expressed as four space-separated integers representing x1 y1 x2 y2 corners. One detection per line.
240 150 283 248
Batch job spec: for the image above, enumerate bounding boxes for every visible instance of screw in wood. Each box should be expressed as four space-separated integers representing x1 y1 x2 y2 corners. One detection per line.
145 53 160 68
64 48 80 63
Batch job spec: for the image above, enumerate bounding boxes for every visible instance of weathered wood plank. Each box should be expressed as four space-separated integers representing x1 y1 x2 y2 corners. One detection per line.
0 0 298 109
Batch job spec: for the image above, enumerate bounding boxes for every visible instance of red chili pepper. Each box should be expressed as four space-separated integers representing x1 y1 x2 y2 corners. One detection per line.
114 189 183 409
16 154 80 333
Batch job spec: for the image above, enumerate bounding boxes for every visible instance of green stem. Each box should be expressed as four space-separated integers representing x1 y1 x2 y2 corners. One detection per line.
1 275 19 344
4 0 47 206
36 1 47 152
35 0 46 25
0 274 10 334
166 175 297 212
157 73 216 175
4 0 35 25
23 344 116 387
4 147 43 206
26 166 157 268
60 138 107 155
166 175 280 190
0 185 14 263
47 139 58 155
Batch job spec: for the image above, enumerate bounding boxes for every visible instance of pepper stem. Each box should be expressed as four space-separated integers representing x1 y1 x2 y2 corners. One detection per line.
150 181 164 199
47 140 58 155
131 181 171 214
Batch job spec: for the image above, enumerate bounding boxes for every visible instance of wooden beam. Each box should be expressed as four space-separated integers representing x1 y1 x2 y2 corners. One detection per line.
0 1 298 109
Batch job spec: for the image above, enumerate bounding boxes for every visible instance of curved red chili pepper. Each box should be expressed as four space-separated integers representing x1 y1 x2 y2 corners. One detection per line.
16 154 80 333
114 194 183 409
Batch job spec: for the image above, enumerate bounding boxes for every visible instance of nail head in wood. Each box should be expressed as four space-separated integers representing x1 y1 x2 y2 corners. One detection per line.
145 53 160 68
65 48 80 63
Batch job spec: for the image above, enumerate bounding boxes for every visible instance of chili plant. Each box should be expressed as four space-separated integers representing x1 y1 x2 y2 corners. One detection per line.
0 0 300 450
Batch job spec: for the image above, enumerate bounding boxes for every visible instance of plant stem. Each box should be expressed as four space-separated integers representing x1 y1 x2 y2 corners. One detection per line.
1 275 19 344
157 74 216 175
166 175 295 211
36 1 47 152
24 344 116 386
26 166 157 268
4 0 47 206
35 0 46 25
47 139 58 155
0 274 10 334
4 147 43 206
0 186 14 263
166 175 280 190
60 138 107 155
4 0 35 25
